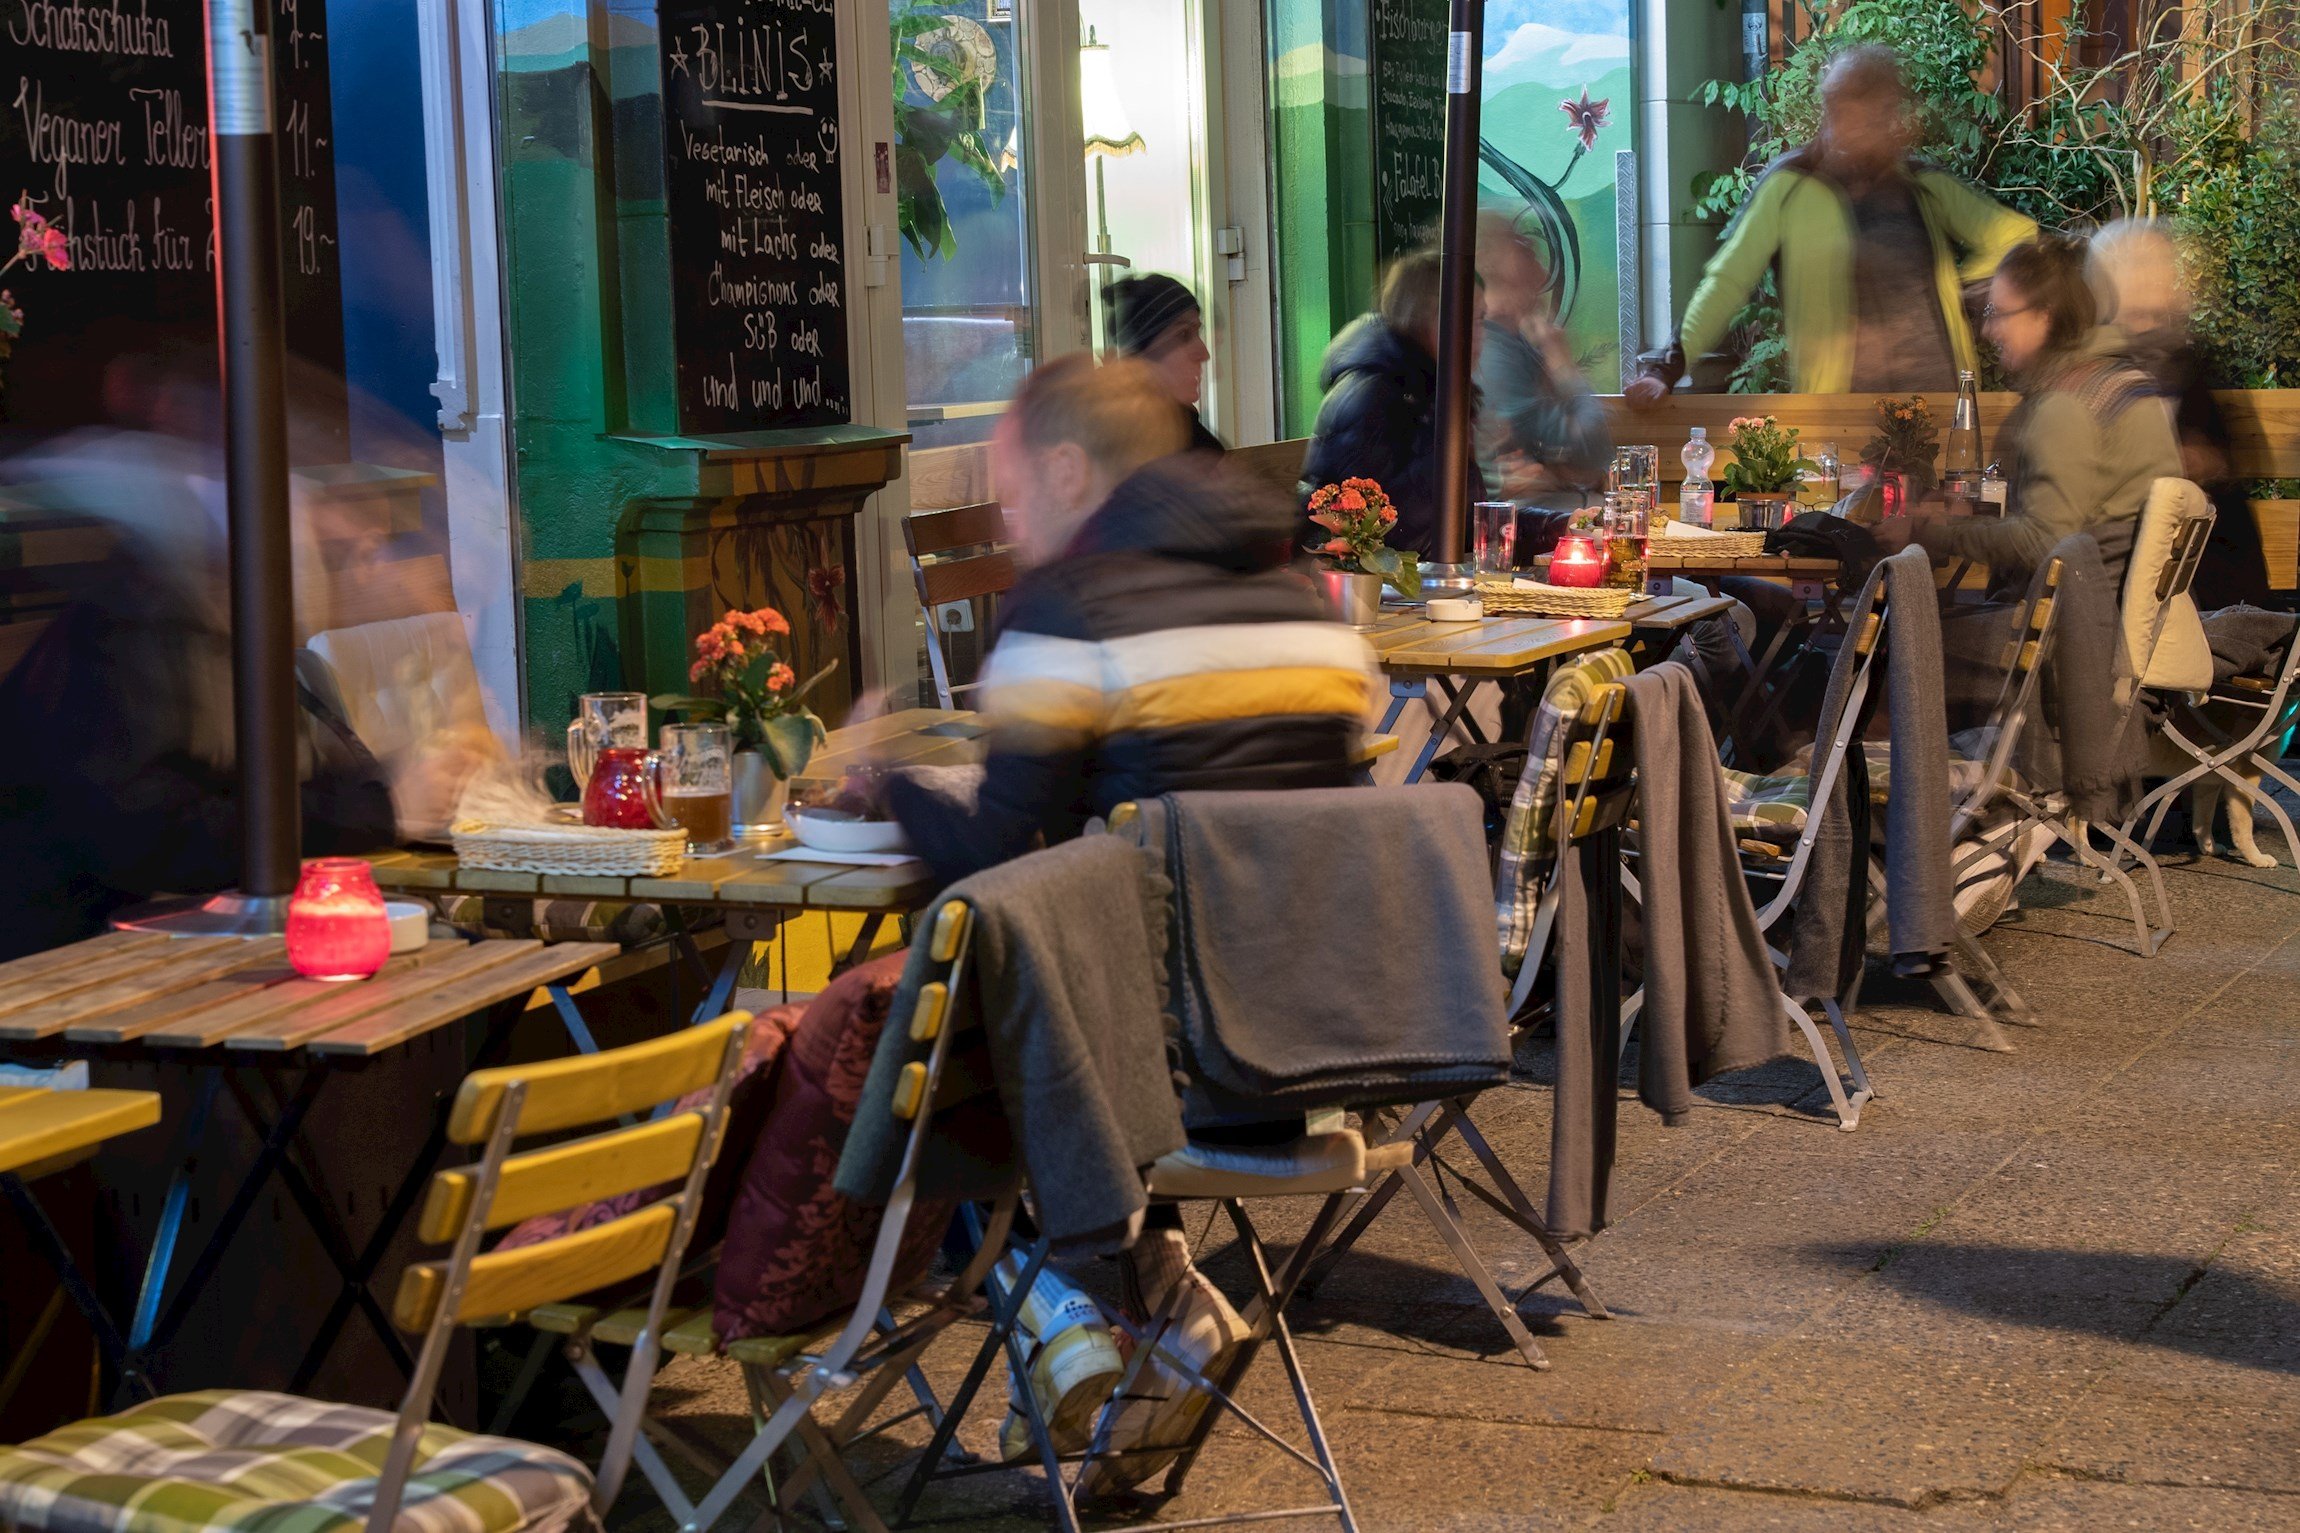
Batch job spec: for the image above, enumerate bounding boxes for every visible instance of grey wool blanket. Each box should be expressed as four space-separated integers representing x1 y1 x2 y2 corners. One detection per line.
2040 533 2145 824
2201 604 2298 684
834 835 1185 1254
1550 663 1788 1239
1623 664 1791 1126
1870 547 1960 969
1132 786 1512 1125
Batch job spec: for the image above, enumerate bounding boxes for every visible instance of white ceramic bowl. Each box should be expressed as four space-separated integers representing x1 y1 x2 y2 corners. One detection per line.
384 901 430 954
786 805 912 855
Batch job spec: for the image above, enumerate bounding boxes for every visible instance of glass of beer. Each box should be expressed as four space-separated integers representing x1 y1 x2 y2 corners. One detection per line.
658 722 734 853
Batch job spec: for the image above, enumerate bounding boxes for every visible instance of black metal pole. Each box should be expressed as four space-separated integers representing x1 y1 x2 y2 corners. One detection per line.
209 0 300 899
1430 0 1485 571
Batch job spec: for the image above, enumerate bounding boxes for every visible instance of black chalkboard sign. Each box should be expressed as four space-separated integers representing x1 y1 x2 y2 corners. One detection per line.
0 1 347 454
1370 0 1447 264
658 0 852 433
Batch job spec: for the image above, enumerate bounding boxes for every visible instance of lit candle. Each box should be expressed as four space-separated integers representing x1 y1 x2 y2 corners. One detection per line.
1551 532 1606 588
286 859 393 982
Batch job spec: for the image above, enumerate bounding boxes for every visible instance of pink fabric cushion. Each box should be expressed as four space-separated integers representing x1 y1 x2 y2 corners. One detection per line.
497 1004 805 1253
713 954 955 1341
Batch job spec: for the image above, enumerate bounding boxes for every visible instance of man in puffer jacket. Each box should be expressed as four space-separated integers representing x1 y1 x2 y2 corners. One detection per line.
884 353 1377 1496
888 354 1377 886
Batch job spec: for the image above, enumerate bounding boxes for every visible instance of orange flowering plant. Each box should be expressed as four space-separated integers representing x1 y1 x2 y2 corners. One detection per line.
651 606 835 776
1306 476 1422 597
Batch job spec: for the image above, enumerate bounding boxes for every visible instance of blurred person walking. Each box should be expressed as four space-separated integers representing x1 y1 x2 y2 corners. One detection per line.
1105 272 1222 453
1300 250 1489 559
1626 45 2035 402
1476 212 1610 507
2089 219 2269 610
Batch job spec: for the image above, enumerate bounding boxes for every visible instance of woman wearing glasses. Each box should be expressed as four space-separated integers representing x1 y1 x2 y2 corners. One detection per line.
1878 233 2178 585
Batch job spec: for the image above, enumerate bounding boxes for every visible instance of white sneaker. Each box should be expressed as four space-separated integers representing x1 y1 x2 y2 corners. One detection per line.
995 1260 1125 1463
1080 1266 1251 1499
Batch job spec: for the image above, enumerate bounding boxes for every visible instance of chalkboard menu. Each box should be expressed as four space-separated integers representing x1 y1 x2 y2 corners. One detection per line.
1370 0 1447 263
658 0 852 434
0 1 347 453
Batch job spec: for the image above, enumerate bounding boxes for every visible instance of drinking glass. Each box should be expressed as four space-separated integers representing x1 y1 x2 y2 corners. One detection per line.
1800 442 1841 508
659 721 734 852
1472 501 1518 577
566 692 648 791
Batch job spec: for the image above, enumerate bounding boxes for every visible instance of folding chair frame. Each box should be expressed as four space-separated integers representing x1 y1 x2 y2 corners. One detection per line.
2120 600 2300 872
2009 496 2217 958
900 1190 1363 1533
582 901 1016 1533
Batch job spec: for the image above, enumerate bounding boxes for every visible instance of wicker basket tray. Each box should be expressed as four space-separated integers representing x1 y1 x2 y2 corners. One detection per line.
451 820 687 877
1475 580 1640 618
1651 529 1769 559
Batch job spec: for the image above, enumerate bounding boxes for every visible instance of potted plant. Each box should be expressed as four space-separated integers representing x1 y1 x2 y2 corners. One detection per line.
1720 415 1814 531
1859 394 1940 522
653 607 834 835
1307 477 1420 627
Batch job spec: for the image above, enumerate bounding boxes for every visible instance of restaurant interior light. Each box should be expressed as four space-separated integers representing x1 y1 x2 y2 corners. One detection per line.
1080 28 1144 159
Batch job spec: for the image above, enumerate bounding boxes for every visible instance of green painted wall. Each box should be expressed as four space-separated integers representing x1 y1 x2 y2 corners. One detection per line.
495 6 694 734
1269 0 1376 438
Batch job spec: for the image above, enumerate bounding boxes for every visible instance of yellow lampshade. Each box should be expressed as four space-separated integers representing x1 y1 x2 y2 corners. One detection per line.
1079 27 1144 159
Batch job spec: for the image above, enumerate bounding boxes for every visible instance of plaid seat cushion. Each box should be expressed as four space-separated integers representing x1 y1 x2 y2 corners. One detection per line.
0 1391 595 1533
1720 765 1814 839
1861 741 1992 807
1496 648 1637 976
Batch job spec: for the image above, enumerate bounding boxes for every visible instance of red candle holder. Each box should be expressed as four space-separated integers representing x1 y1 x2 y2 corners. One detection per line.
286 859 392 982
1550 532 1607 588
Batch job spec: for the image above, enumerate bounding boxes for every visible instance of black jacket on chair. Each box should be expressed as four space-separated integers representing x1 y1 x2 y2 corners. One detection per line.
1299 315 1489 560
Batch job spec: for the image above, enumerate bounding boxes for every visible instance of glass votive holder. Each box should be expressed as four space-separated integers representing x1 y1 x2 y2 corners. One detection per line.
286 858 392 982
1550 531 1607 588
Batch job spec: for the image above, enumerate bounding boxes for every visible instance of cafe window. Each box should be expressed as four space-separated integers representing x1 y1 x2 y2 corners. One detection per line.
894 0 1041 449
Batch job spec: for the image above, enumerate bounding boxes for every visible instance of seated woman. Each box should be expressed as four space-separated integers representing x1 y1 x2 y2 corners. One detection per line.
1105 273 1222 453
1299 249 1488 560
1878 232 2179 587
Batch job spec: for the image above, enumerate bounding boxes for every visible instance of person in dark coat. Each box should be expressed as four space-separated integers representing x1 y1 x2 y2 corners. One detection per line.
0 428 396 959
1299 249 1489 560
882 355 1375 1493
1104 272 1223 454
887 355 1371 886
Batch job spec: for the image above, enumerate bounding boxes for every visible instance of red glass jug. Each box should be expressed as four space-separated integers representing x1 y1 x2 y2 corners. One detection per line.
582 746 670 831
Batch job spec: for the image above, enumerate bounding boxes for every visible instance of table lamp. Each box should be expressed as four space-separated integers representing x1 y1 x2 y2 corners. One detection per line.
1080 27 1144 352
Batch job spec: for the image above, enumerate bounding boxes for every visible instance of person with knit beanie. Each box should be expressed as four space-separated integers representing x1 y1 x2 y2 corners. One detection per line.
1104 273 1223 453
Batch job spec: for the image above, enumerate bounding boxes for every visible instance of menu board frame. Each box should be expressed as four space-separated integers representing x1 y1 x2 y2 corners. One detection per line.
1369 0 1448 264
656 0 855 436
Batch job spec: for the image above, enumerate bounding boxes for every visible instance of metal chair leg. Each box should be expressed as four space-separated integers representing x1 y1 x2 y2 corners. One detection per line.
1393 1161 1549 1370
1785 997 1860 1130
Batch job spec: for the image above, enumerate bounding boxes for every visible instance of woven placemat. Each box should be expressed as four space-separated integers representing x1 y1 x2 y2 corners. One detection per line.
451 821 688 877
1474 580 1639 618
1652 529 1768 558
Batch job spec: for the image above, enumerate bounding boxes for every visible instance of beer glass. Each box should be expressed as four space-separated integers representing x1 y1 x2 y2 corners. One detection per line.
658 721 734 852
566 692 647 791
1473 501 1518 577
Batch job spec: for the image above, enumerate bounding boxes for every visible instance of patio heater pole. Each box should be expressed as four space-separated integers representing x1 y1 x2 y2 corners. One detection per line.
1429 0 1485 573
118 0 300 935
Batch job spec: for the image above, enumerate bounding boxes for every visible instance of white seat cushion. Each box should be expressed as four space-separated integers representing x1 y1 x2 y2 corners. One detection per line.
2124 478 2214 693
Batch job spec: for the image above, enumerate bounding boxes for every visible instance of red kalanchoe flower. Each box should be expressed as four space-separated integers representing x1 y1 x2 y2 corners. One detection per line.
765 662 796 693
1560 89 1610 152
1337 489 1366 513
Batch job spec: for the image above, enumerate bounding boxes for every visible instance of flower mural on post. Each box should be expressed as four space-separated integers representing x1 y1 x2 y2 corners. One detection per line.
1560 88 1611 154
1 197 71 405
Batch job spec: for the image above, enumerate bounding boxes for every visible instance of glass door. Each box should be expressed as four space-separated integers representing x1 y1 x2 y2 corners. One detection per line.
893 0 1085 450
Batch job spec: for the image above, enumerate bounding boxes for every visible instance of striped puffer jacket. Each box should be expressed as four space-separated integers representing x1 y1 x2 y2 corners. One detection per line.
889 455 1378 886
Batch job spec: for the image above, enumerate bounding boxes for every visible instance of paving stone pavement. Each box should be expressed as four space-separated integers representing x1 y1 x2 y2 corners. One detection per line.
599 849 2300 1531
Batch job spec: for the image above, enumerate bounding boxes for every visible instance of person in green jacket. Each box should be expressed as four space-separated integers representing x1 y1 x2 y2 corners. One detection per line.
1625 45 2036 402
